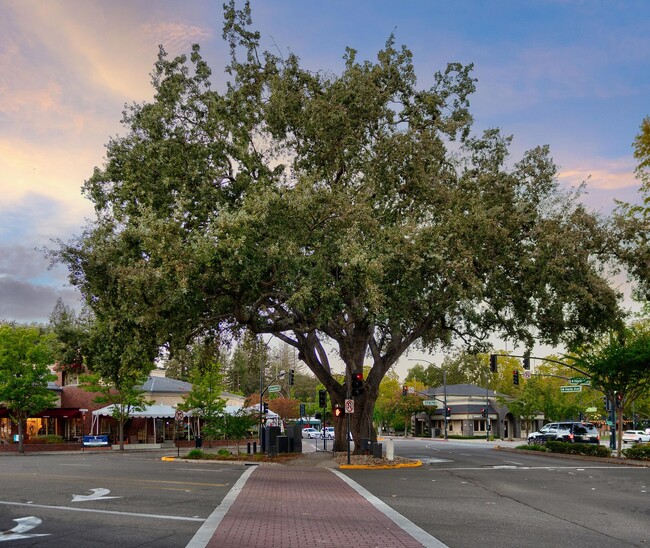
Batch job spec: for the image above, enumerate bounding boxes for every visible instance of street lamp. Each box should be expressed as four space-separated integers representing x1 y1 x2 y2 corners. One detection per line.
408 358 447 440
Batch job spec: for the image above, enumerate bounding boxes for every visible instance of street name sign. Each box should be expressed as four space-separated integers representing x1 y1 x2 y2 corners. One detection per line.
423 400 437 406
268 385 281 393
585 406 597 413
560 385 582 393
570 377 590 385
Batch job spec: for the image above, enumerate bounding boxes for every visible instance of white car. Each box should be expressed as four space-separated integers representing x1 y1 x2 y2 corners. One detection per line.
622 430 650 444
321 427 335 439
301 428 320 439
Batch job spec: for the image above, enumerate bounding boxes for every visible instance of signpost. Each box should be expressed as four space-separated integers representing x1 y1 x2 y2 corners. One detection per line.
268 385 281 393
344 399 354 414
560 385 582 393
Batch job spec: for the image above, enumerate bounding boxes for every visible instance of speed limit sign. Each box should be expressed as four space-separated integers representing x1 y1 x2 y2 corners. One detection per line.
175 410 184 421
345 399 354 414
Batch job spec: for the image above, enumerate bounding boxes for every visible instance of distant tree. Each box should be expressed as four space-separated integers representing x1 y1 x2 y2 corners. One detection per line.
227 332 270 397
613 116 650 303
571 323 650 456
373 372 402 434
49 298 89 370
0 323 58 454
178 361 227 444
80 371 150 450
220 409 257 454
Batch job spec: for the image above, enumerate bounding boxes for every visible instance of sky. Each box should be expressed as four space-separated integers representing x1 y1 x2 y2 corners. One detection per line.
1 1 648 378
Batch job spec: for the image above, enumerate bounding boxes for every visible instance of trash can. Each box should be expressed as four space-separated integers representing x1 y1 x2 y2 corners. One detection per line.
372 442 383 458
277 435 289 453
195 436 202 448
361 438 372 452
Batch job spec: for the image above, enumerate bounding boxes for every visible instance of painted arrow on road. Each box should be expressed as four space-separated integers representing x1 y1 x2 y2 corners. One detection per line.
72 488 121 502
0 516 49 542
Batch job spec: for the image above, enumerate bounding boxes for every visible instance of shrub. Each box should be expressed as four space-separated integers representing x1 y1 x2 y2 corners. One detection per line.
27 435 65 444
519 444 547 452
545 441 611 457
186 449 204 459
217 448 231 457
622 443 650 461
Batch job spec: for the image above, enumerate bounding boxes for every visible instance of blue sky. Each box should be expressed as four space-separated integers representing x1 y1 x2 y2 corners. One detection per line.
0 1 648 373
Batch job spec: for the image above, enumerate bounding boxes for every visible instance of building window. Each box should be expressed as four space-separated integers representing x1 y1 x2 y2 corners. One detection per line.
474 420 486 432
63 370 79 386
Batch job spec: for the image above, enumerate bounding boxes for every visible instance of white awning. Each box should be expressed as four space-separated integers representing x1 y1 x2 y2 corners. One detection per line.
92 404 190 418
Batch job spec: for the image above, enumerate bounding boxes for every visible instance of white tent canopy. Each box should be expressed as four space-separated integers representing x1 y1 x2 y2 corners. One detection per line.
91 403 189 418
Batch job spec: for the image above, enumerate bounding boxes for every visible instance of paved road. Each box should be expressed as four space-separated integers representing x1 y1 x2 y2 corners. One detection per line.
341 438 650 548
0 450 249 546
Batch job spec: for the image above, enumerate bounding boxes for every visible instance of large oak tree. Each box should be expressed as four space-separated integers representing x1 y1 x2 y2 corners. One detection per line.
55 2 622 451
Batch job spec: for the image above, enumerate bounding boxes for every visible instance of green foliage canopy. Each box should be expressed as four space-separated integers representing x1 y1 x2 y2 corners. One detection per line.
54 1 623 449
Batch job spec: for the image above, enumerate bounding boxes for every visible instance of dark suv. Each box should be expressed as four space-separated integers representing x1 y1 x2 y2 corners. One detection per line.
528 422 600 444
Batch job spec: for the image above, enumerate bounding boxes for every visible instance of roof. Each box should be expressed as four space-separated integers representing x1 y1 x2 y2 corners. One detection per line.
139 375 192 394
423 383 497 397
92 403 189 418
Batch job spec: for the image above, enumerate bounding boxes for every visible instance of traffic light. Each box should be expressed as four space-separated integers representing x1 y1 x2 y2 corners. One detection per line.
616 393 622 408
333 405 344 418
445 407 451 417
289 368 295 386
513 370 519 385
489 354 497 373
299 403 306 417
402 385 408 396
481 408 487 418
263 402 269 414
351 372 364 397
603 395 611 412
523 356 530 370
318 389 326 408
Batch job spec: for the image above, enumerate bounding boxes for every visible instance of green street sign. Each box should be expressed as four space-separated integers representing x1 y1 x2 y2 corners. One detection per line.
570 377 590 385
560 385 582 393
423 400 437 406
268 385 281 393
585 407 597 413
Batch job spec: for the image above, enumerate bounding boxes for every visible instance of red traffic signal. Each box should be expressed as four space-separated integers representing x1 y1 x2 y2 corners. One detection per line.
512 370 519 385
402 385 408 396
351 372 364 397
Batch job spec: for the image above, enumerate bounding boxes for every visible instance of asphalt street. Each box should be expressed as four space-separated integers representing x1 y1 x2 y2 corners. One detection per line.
0 451 250 547
341 438 650 548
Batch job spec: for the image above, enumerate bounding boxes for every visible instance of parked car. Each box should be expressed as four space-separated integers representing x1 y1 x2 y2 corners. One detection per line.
301 427 320 439
321 427 335 439
622 430 650 444
528 422 599 444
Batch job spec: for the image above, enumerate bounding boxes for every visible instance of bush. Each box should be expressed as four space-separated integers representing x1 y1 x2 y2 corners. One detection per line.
217 448 231 457
519 443 547 451
545 441 611 457
26 435 65 444
622 443 650 461
186 448 204 459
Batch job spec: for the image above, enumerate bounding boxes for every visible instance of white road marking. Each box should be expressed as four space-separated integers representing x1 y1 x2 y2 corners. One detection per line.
0 516 49 543
72 488 121 502
332 469 449 548
0 501 204 522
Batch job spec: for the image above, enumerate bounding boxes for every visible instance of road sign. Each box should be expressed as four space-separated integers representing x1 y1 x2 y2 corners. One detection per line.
585 406 597 413
175 410 184 420
570 377 590 385
345 399 354 414
268 384 281 393
423 400 437 406
522 370 532 379
560 385 582 393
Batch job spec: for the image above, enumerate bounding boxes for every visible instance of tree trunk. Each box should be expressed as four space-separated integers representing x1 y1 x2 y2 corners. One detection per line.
331 390 377 454
119 418 125 451
616 407 623 458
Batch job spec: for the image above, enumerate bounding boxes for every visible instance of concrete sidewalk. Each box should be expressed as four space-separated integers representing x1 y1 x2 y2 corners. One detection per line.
187 455 446 548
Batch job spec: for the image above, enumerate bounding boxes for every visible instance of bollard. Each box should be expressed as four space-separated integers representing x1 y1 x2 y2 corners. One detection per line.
247 442 251 454
253 441 257 453
386 438 394 461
